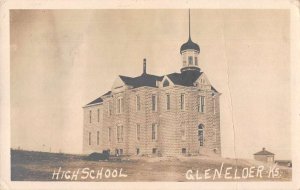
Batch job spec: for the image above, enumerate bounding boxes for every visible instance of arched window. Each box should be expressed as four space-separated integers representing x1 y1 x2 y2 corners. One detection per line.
198 124 204 146
163 80 169 87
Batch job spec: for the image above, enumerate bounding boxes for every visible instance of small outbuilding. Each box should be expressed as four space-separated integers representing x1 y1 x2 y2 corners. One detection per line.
275 160 292 167
253 147 275 162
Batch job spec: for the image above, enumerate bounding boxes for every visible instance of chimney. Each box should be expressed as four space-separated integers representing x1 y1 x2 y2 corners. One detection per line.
143 58 146 74
262 147 265 151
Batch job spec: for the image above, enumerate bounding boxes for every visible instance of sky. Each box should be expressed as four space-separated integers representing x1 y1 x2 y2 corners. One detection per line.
10 9 291 159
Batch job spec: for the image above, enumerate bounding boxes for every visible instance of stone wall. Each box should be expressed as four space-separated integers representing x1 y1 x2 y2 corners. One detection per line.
83 83 221 156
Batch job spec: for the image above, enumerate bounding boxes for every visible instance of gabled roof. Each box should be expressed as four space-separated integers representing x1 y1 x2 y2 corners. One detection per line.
119 73 164 88
85 91 111 106
254 148 274 156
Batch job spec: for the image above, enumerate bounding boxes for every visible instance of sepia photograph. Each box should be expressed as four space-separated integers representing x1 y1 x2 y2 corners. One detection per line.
1 0 300 189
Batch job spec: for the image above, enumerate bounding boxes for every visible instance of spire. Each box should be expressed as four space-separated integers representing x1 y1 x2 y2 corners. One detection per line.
189 9 191 40
180 9 200 54
143 58 147 74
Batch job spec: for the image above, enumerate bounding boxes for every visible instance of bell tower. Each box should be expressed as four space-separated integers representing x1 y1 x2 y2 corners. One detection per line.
180 9 200 73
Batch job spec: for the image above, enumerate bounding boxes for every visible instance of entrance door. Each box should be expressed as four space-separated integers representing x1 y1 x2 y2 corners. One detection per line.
198 124 204 146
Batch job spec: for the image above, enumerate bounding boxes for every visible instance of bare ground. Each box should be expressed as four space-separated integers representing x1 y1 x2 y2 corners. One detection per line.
11 150 292 182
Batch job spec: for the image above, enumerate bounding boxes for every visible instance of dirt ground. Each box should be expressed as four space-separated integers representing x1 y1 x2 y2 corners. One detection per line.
11 150 292 181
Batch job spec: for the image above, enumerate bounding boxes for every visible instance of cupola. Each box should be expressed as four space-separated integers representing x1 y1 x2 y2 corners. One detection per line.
180 9 201 73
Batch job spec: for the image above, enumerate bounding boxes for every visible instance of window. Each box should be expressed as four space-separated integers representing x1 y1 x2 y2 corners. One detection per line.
198 96 206 113
136 95 141 111
136 148 140 155
117 125 123 142
97 109 100 122
214 128 217 142
188 56 193 65
108 101 112 116
198 124 204 146
152 95 157 112
181 125 186 140
213 98 216 114
152 124 158 141
89 110 92 123
108 128 111 142
183 55 187 65
88 132 91 146
136 124 141 141
119 149 123 155
195 57 198 66
97 131 100 145
163 80 169 87
116 97 123 114
152 148 157 154
166 94 170 110
182 148 187 154
180 94 185 110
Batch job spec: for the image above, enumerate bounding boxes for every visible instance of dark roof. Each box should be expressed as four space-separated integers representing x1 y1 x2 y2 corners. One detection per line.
102 91 112 96
85 70 220 106
119 73 164 88
167 70 202 86
85 91 111 106
86 97 103 106
180 37 200 53
211 86 219 93
254 149 275 156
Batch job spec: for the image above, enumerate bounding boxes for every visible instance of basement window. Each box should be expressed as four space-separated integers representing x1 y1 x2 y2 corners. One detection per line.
152 148 157 154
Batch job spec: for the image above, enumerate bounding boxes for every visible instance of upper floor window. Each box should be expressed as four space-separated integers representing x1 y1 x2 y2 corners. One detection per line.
195 57 198 66
88 132 91 145
188 56 193 65
89 110 92 123
108 101 112 116
166 94 170 110
152 124 158 141
152 94 157 112
136 124 141 141
116 125 123 142
198 96 206 113
180 94 185 110
181 125 186 141
116 97 123 114
136 95 141 111
213 98 216 114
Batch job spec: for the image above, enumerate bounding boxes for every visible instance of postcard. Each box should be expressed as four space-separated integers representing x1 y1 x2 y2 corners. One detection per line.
1 0 300 190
